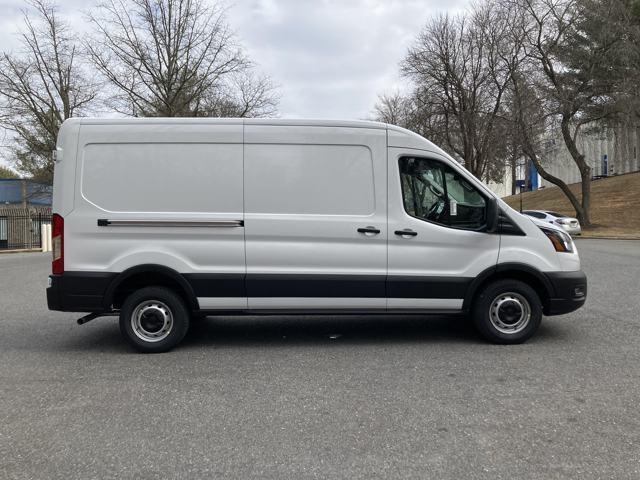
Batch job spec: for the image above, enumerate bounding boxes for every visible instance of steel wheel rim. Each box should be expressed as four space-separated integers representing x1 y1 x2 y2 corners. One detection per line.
489 292 531 335
131 300 173 342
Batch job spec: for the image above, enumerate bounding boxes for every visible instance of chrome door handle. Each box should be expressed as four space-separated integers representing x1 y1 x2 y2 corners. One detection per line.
357 226 381 234
394 229 418 237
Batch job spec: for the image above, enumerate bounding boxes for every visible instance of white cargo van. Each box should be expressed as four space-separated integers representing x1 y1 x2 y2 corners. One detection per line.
47 118 586 352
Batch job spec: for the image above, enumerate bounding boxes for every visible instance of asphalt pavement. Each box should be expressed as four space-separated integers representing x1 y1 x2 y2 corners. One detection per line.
1 239 639 479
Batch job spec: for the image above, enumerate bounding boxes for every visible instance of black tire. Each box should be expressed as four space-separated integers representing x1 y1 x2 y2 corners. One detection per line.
472 279 542 344
119 286 190 353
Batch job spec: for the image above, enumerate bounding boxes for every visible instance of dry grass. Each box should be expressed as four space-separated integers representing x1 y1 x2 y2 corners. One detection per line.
502 171 640 238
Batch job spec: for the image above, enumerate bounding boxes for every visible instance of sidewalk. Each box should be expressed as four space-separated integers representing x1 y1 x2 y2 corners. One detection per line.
0 248 44 254
575 235 640 240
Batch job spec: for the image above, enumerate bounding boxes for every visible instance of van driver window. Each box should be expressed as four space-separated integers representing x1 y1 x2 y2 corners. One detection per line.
399 157 487 230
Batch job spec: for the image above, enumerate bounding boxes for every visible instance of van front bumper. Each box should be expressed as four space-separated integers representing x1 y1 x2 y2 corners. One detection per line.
47 273 114 312
543 270 587 315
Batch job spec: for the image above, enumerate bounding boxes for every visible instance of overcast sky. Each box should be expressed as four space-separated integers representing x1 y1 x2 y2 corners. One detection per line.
226 0 468 118
0 0 469 122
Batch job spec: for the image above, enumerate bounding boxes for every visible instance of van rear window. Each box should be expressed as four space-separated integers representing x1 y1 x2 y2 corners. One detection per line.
81 143 243 214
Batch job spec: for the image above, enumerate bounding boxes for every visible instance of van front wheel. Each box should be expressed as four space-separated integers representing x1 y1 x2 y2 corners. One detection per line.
472 279 542 344
119 287 190 353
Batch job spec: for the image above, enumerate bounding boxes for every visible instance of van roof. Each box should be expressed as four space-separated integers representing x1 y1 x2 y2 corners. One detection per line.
68 117 388 130
62 117 445 156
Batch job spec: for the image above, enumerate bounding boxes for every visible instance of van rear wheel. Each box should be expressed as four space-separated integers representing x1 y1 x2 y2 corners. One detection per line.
119 286 190 353
472 279 542 344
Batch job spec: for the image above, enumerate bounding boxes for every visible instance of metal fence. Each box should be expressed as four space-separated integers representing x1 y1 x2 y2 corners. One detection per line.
0 213 51 250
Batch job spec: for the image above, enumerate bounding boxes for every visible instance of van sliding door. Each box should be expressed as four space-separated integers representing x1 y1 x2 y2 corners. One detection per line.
243 123 388 310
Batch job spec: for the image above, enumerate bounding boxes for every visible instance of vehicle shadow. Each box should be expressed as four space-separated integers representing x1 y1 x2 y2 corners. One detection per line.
56 313 569 352
182 314 483 348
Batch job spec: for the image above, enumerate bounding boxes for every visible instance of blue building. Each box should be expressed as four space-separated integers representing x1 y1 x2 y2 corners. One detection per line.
0 179 52 206
513 159 540 194
527 159 539 191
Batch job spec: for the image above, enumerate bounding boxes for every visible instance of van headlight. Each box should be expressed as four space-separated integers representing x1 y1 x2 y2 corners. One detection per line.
540 227 574 253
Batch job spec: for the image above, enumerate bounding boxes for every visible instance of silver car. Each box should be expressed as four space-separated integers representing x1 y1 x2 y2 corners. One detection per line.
522 210 582 235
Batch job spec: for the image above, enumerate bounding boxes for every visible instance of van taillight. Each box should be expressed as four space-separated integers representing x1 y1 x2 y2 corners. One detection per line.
52 213 64 274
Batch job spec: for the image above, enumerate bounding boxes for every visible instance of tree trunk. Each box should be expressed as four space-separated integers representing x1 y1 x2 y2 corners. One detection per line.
560 117 592 226
511 150 518 196
578 168 591 226
523 146 587 222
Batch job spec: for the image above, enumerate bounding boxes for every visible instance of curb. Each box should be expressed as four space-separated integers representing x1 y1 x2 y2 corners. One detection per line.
574 236 640 241
0 248 45 255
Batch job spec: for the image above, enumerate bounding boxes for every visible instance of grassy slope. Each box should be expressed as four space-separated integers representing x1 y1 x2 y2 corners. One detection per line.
502 171 640 237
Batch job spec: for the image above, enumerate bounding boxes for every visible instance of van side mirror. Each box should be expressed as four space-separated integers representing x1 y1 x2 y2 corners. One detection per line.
486 197 499 233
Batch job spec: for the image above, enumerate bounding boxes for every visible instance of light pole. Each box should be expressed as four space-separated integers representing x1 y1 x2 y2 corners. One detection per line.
517 157 527 213
520 184 523 213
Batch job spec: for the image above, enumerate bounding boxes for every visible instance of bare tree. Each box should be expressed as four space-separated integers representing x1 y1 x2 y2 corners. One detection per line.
508 70 583 203
374 92 415 126
399 3 526 181
0 0 97 183
0 165 19 179
86 0 278 117
373 91 449 147
202 72 279 118
512 0 633 226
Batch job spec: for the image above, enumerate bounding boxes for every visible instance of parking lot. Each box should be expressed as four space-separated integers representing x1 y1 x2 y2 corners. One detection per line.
1 239 639 479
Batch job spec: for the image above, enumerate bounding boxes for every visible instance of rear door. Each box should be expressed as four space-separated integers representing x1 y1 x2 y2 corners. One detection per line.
387 148 500 310
243 124 387 310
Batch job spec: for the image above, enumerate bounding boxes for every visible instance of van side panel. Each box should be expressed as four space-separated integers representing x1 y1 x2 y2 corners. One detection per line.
243 125 388 309
81 143 242 214
496 205 567 272
66 123 247 308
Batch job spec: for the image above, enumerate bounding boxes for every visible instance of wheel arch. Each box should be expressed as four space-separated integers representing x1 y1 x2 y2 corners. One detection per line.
103 264 199 311
463 263 554 312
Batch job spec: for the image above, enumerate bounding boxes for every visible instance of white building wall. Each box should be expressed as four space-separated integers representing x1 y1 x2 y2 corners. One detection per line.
480 121 639 198
538 122 640 188
487 166 513 198
491 163 543 198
